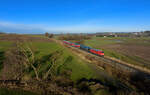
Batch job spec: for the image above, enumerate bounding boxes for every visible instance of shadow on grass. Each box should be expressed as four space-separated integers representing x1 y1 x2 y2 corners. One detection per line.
0 88 39 95
130 71 150 94
76 78 132 95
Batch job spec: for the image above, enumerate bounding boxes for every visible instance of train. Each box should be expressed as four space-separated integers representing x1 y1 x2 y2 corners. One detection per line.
63 40 104 57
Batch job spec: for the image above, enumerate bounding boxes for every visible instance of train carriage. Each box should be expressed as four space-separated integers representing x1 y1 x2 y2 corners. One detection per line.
80 45 91 51
73 43 80 48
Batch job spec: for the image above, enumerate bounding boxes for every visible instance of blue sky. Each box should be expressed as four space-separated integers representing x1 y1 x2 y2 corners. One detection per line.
0 0 150 33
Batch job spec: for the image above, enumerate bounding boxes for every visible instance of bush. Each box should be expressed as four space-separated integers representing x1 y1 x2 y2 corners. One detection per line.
48 34 54 38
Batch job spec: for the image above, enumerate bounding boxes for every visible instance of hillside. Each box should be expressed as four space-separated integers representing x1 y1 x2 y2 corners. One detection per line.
0 34 136 95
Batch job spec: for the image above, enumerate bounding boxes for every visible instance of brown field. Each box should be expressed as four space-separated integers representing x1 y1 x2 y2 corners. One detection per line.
0 34 52 42
84 37 150 69
103 44 150 62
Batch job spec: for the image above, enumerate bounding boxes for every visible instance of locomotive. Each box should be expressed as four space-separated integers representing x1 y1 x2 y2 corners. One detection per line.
63 40 104 57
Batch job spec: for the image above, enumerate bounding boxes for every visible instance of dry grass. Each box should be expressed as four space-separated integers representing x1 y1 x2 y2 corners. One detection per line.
0 45 25 80
0 34 53 42
103 44 150 62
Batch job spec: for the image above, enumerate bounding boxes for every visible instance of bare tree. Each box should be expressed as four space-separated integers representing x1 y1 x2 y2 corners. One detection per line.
45 32 49 37
49 34 54 38
17 42 40 80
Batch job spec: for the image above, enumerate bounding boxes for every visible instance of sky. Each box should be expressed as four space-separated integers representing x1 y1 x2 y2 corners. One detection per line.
0 0 150 34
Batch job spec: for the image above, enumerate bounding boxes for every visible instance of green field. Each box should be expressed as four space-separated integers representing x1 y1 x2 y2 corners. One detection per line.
0 41 13 72
0 41 13 51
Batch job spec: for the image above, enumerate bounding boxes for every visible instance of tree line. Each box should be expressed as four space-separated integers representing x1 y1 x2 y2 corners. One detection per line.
58 34 91 40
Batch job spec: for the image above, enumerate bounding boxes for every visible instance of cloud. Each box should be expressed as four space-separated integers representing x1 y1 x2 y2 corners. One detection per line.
0 21 146 34
0 21 48 34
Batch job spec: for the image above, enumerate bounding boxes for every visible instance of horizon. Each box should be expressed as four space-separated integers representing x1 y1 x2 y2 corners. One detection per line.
0 0 150 34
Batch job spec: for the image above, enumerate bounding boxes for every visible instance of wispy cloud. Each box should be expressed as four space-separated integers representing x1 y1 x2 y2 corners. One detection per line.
0 21 48 34
0 21 147 34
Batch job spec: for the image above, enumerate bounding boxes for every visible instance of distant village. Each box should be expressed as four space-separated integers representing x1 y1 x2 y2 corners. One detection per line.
96 31 150 37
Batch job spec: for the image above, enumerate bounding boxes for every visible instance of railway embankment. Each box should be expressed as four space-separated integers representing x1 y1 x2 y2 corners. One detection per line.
54 39 150 94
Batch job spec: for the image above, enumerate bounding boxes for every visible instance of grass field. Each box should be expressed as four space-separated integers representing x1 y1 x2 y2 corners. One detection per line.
0 34 124 95
0 41 13 72
84 36 150 69
0 41 13 51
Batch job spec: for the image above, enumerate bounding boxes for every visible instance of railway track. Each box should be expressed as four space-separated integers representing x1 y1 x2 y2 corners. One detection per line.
96 55 137 73
58 39 150 75
59 40 138 74
71 45 139 75
53 39 150 93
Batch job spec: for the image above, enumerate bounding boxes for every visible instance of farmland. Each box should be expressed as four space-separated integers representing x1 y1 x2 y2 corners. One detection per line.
0 34 132 95
0 0 150 94
84 36 150 69
0 34 150 95
0 34 106 81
